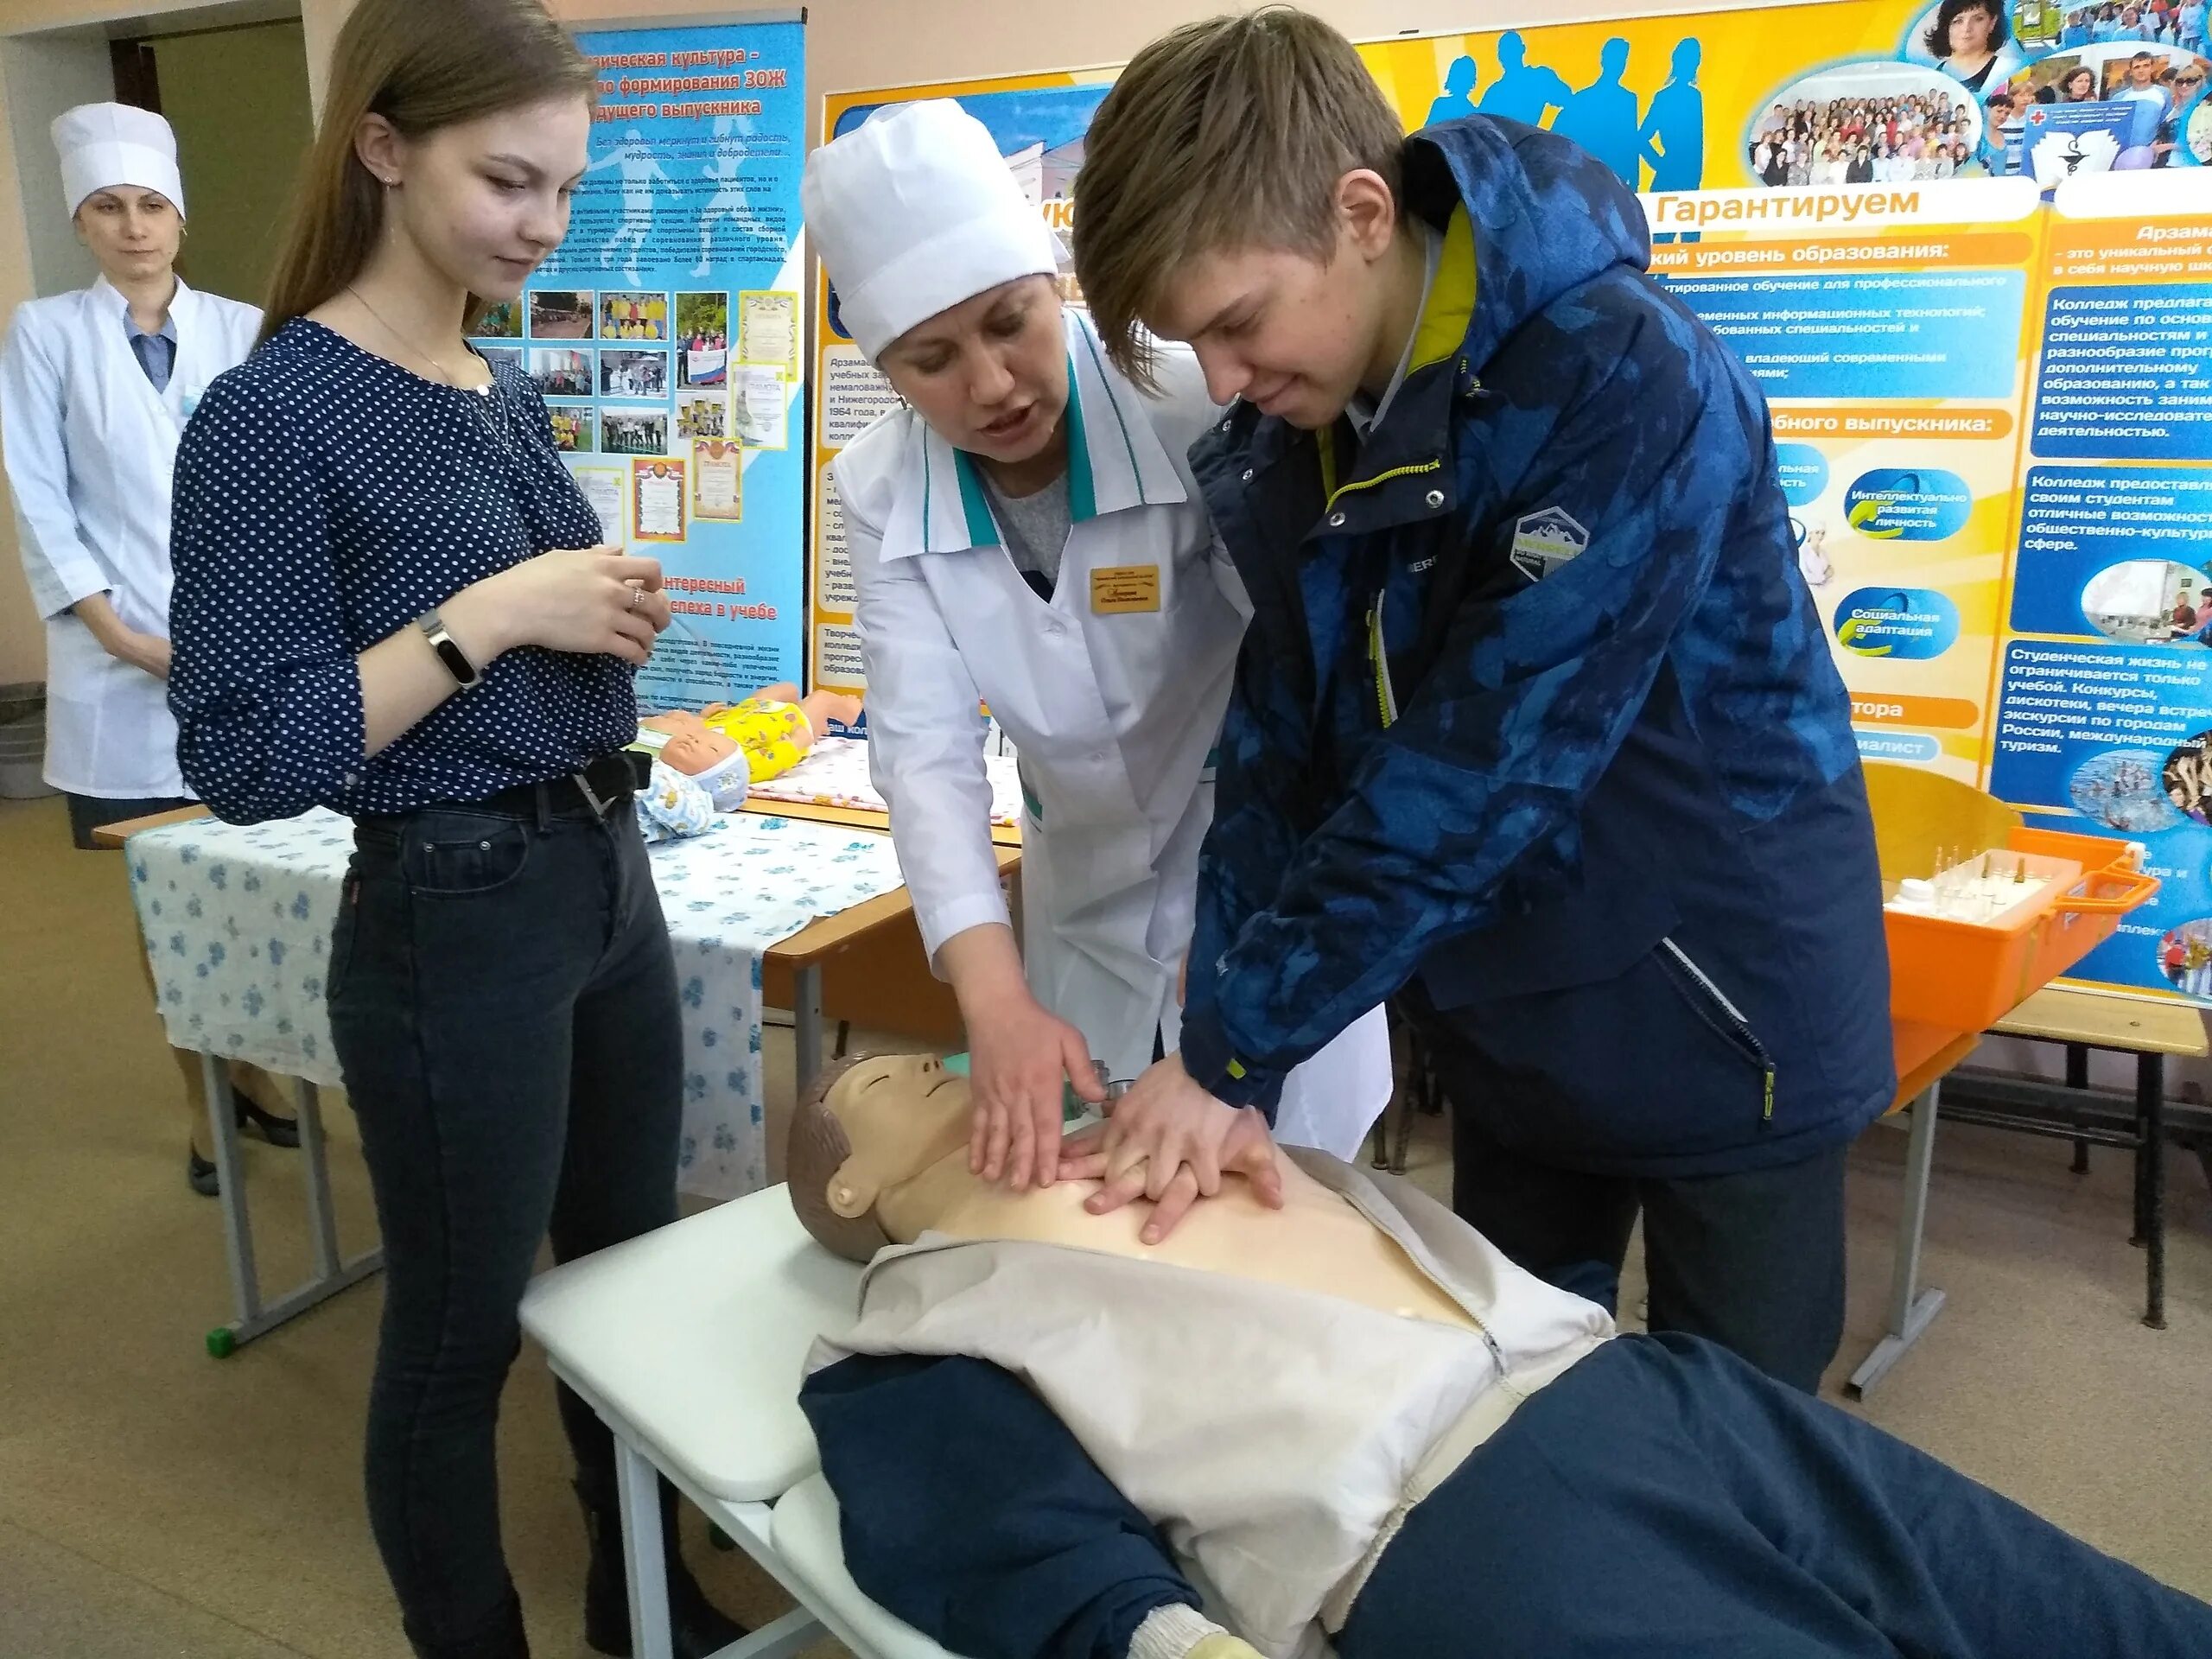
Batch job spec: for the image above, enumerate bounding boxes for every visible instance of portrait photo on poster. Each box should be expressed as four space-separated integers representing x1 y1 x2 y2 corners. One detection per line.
601 288 671 340
601 348 671 399
548 404 596 454
677 291 730 387
528 347 594 399
602 408 669 457
527 288 594 339
677 391 728 441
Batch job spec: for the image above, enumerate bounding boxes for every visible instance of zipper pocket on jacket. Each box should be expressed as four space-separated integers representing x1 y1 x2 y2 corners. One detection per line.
1368 590 1401 729
1659 938 1777 1122
1325 455 1443 517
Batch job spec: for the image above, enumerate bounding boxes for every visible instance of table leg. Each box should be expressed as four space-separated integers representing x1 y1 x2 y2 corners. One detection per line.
295 1078 342 1281
616 1436 676 1659
202 1053 263 1326
2140 1052 2166 1331
1848 1083 1948 1399
792 963 823 1091
2067 1044 2089 1173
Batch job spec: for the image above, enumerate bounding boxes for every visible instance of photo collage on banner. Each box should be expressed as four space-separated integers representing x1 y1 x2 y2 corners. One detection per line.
482 15 805 707
814 1 2212 999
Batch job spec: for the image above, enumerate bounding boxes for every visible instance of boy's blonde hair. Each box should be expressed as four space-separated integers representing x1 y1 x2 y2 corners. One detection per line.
1074 7 1405 390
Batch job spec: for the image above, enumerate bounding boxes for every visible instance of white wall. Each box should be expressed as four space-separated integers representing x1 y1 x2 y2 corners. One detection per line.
1 31 116 298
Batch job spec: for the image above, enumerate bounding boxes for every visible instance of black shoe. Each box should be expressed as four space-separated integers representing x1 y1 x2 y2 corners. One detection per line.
577 1476 747 1659
187 1147 219 1198
236 1098 299 1148
405 1589 530 1659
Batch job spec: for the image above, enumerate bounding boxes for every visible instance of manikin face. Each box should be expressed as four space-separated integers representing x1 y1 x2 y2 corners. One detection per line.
360 95 590 303
878 276 1069 467
76 188 180 287
1145 169 1403 433
821 1053 971 1221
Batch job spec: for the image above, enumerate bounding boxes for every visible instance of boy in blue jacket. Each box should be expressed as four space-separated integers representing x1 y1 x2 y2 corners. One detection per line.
1067 7 1893 1390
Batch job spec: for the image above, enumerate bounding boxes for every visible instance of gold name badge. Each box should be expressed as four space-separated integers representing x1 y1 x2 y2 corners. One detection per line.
1090 564 1162 613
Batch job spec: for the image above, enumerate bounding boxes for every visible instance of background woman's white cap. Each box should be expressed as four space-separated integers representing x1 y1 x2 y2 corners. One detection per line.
803 99 1058 359
51 102 185 219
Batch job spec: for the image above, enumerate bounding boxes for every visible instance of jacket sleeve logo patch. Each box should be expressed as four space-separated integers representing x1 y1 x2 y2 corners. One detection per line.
1509 507 1590 582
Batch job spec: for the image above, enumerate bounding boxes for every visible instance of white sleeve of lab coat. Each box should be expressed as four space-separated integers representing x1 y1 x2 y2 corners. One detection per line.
0 310 110 620
843 464 1010 964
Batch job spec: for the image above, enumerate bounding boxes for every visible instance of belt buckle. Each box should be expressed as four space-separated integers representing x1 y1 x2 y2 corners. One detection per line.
573 766 612 817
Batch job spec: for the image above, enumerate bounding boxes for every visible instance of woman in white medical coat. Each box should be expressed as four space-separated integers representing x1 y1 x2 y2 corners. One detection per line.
804 101 1389 1195
1 102 274 1191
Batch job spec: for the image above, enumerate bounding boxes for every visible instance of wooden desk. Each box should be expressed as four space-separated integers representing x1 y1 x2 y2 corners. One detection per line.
763 843 1020 1076
741 793 1022 849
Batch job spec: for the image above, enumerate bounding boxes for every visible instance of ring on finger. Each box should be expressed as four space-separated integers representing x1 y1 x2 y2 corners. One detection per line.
628 586 646 611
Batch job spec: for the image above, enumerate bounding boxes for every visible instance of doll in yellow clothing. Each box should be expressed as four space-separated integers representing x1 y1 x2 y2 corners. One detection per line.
700 683 863 785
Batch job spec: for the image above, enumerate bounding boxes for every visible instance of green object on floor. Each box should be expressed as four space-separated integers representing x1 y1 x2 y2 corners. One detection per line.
206 1328 235 1359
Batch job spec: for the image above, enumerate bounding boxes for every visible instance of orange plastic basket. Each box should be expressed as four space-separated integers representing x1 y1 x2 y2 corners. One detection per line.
1885 827 2158 1032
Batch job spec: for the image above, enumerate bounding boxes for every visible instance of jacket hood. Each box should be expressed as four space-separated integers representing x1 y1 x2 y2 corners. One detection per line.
1402 115 1652 375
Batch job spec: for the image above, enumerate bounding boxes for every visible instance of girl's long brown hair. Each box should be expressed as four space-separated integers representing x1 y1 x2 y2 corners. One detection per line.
257 0 596 346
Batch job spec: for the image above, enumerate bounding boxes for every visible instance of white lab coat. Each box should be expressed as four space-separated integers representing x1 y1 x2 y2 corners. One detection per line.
837 309 1391 1157
0 276 261 797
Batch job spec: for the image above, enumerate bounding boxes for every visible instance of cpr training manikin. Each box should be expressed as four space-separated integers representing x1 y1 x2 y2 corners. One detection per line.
789 1053 2212 1659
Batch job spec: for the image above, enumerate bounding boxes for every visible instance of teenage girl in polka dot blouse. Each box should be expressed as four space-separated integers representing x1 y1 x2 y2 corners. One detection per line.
164 3 743 1656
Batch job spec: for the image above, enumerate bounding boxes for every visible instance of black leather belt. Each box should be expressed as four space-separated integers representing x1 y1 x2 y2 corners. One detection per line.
465 749 651 820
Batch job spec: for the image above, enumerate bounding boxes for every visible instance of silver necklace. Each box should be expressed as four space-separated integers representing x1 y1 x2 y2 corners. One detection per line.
345 283 474 389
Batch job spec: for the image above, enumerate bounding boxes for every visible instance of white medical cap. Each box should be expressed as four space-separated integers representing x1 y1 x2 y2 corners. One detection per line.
803 99 1058 360
52 102 185 219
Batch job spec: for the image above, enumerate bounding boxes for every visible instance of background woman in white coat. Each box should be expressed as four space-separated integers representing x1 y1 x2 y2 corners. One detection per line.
804 101 1389 1217
0 102 285 1194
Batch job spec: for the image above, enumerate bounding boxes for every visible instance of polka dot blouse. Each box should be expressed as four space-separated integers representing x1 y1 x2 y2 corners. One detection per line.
168 319 635 823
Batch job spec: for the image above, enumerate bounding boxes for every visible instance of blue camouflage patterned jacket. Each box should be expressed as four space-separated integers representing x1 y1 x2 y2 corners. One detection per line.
1176 117 1895 1176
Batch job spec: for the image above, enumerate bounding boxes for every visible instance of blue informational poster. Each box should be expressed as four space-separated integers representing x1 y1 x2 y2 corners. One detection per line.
1993 173 2212 998
479 14 806 710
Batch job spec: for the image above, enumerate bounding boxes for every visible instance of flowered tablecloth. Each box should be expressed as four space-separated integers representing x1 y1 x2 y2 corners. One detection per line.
125 808 910 1199
743 734 1024 828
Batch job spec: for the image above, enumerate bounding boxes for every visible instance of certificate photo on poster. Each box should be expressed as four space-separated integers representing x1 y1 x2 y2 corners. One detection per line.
731 362 789 449
632 456 688 543
693 438 743 521
738 289 799 379
571 466 626 544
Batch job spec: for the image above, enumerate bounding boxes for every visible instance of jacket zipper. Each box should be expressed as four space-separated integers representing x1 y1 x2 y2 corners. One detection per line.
1660 938 1777 1122
1368 590 1400 729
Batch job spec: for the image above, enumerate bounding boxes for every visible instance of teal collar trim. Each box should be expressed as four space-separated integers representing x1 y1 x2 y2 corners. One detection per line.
950 349 1100 546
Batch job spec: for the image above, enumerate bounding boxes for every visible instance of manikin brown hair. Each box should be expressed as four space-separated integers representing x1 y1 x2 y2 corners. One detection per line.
258 0 596 345
785 1056 897 1265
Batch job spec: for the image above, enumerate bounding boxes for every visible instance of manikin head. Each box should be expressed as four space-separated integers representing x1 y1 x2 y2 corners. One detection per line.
787 1054 973 1262
639 710 738 776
